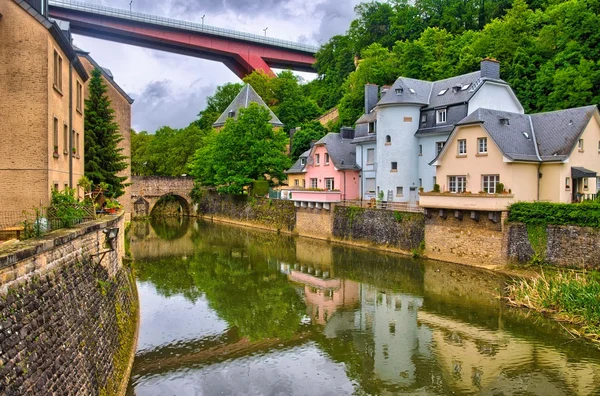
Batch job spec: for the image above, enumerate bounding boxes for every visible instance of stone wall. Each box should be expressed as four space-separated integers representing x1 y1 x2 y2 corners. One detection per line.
424 210 507 267
0 214 138 395
332 206 425 252
296 207 334 239
196 193 296 232
508 223 600 268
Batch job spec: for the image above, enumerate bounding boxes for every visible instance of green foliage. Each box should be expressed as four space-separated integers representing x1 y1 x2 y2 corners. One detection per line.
50 188 87 228
411 241 426 258
433 184 441 193
192 82 244 130
190 103 291 194
508 202 600 228
496 182 505 193
526 223 548 264
251 180 270 197
84 68 128 198
290 121 327 160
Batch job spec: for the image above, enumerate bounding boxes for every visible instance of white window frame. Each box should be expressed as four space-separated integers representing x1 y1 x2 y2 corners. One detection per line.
365 178 376 194
325 178 334 190
436 108 447 124
366 148 375 165
482 175 500 193
578 139 584 151
458 139 467 155
300 158 306 166
448 176 466 193
315 154 320 165
310 178 318 189
583 177 589 190
436 141 445 155
396 186 403 197
478 137 488 154
368 121 376 134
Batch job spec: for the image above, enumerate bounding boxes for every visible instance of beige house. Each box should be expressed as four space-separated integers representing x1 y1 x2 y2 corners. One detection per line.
421 105 600 210
75 46 133 219
0 0 88 218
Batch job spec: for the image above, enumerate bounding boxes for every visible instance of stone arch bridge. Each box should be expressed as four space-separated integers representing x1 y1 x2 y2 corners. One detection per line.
131 176 195 218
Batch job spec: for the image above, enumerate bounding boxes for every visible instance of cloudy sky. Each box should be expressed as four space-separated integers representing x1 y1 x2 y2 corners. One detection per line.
70 0 362 132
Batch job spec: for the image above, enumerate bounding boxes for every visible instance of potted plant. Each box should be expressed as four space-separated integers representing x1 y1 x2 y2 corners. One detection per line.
72 147 77 155
104 198 121 214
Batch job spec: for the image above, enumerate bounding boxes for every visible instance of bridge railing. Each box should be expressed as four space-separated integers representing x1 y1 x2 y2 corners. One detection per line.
49 0 319 53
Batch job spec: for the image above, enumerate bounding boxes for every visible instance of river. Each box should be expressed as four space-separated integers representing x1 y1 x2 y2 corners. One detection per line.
126 218 600 395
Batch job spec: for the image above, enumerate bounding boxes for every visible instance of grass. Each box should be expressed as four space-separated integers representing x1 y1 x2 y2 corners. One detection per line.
506 268 600 343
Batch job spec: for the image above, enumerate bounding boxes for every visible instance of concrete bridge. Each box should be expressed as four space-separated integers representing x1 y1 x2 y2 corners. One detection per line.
130 176 194 218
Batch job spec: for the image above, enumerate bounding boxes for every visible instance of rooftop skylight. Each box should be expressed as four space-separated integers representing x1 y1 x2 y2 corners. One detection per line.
461 84 471 91
437 89 448 96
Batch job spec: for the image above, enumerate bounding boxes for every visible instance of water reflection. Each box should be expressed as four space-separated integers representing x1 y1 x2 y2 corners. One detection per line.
128 219 600 396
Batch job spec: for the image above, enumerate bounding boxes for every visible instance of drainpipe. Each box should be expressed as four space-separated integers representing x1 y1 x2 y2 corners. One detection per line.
344 171 347 201
528 116 542 201
69 63 73 188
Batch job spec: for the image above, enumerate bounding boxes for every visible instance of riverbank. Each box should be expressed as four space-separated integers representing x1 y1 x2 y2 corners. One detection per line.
506 268 600 344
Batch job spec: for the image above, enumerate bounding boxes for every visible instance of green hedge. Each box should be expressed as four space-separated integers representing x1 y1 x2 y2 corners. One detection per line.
251 180 270 197
508 202 600 228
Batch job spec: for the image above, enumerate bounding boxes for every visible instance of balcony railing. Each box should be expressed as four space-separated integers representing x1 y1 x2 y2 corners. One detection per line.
338 200 424 213
418 192 515 211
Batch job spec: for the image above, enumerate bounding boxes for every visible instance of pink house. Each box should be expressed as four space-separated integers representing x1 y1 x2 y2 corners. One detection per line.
287 129 361 202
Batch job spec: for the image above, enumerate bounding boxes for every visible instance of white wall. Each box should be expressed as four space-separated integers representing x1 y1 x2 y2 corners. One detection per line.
417 134 450 192
356 142 377 200
468 82 523 114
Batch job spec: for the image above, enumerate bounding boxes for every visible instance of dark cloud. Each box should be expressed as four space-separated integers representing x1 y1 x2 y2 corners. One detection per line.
311 0 360 43
131 80 216 133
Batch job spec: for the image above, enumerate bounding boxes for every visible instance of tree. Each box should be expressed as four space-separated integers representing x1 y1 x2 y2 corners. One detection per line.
290 121 327 160
190 103 290 194
130 129 154 176
193 82 243 130
84 68 128 198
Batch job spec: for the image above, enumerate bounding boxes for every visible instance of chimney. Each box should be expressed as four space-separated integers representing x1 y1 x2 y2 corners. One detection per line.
365 84 378 114
25 0 48 17
340 127 355 140
380 85 391 98
480 58 500 80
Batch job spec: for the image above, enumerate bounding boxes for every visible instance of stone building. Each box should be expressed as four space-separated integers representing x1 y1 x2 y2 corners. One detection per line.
74 46 134 219
0 0 88 217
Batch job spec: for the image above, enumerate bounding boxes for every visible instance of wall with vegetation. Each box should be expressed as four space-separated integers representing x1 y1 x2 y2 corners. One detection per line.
195 192 296 232
332 206 425 253
0 214 138 395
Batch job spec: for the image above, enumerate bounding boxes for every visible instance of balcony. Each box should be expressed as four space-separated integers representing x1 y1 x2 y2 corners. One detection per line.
289 190 342 210
418 192 515 211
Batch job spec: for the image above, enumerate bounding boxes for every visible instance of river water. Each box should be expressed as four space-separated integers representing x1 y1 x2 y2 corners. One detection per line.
126 218 600 395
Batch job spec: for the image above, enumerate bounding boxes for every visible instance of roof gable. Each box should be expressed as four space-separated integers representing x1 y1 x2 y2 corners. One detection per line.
313 133 359 170
213 84 283 127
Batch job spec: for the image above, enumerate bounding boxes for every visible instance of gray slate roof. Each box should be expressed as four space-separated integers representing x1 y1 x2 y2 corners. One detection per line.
313 133 359 170
285 148 311 174
213 84 283 127
448 105 598 163
377 77 431 107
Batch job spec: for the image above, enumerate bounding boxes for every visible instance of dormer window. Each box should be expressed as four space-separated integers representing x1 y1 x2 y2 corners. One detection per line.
436 108 447 124
228 110 235 118
395 88 403 95
300 158 306 166
368 121 376 134
437 89 448 96
452 85 461 93
421 114 427 124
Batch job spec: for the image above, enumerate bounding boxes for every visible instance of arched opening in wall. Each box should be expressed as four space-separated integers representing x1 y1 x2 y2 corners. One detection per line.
150 216 191 240
150 194 190 218
386 135 391 144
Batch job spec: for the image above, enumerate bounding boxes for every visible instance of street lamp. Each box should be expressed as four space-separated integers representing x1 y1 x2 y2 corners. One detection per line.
201 15 205 28
263 27 268 37
129 0 133 12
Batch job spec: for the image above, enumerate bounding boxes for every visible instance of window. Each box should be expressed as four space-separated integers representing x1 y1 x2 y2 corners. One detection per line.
396 186 403 197
419 178 422 188
433 176 436 186
448 176 466 193
228 110 235 118
315 154 320 165
76 81 83 113
478 137 488 154
302 179 306 188
368 121 376 134
366 178 376 194
325 153 330 165
310 178 318 189
421 114 427 123
366 148 375 165
391 162 398 172
578 139 584 151
436 141 445 155
395 88 403 95
565 177 571 190
300 158 306 166
482 175 500 193
64 183 68 191
325 178 334 190
294 179 299 187
53 117 59 155
419 145 423 156
72 130 80 157
63 124 68 155
583 177 589 190
53 50 63 91
54 183 59 191
598 141 600 153
385 135 391 145
436 108 447 124
458 139 467 155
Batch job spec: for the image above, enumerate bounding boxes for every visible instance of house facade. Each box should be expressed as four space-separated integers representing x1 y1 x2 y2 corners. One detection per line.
75 46 134 218
285 128 361 203
352 59 523 203
421 106 599 210
0 0 88 216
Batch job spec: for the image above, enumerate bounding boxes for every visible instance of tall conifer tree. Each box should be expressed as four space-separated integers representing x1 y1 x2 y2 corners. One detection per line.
84 68 128 198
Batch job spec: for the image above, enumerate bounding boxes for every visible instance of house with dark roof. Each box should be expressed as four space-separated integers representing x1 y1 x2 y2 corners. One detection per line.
213 84 283 129
420 105 600 210
352 59 523 202
284 128 361 204
0 0 89 217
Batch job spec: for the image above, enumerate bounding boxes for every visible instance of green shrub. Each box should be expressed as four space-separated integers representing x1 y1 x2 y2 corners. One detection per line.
433 184 440 193
251 180 270 197
508 202 600 228
50 188 87 228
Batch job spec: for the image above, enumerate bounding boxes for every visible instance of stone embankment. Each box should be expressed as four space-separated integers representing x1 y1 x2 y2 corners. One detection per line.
0 213 138 395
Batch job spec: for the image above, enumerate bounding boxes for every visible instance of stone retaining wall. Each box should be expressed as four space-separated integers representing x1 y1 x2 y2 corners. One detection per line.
0 214 138 395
